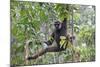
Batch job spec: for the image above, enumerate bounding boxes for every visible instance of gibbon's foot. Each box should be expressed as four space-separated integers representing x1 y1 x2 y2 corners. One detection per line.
27 54 39 60
27 56 34 60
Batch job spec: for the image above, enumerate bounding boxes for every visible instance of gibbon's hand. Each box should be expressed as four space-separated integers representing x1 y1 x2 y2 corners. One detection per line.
43 43 48 49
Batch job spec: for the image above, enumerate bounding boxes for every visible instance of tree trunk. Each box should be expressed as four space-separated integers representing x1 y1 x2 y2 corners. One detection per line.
24 40 30 65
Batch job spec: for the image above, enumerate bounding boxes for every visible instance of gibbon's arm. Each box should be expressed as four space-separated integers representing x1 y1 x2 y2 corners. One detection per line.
62 18 67 30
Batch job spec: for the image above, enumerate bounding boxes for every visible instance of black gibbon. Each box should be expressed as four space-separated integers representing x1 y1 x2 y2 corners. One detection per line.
27 18 74 60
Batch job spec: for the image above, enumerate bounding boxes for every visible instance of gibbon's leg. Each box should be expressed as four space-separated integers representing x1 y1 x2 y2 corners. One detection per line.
46 44 64 52
27 44 63 60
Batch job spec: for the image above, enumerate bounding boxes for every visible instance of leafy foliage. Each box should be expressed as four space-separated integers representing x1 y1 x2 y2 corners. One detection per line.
11 1 95 65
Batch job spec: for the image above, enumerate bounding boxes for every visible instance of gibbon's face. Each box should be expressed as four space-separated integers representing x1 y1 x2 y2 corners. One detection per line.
54 21 62 30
